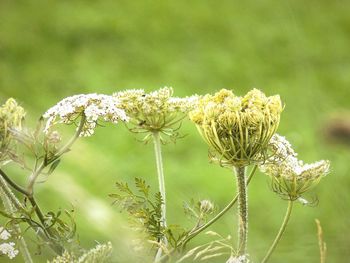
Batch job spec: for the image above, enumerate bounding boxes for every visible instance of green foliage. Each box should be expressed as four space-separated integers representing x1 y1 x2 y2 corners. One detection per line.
110 178 164 242
110 178 189 250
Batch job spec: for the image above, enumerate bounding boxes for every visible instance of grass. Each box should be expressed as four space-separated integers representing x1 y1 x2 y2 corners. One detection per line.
1 0 350 262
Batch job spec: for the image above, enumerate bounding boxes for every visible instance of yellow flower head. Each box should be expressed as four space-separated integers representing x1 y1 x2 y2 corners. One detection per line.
189 89 283 167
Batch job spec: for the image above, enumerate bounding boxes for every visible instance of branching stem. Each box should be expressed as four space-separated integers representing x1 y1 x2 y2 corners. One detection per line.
27 114 86 194
180 165 257 248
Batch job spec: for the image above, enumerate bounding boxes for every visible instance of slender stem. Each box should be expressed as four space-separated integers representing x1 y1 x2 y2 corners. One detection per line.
158 166 257 263
235 166 248 256
261 200 294 263
180 165 257 248
27 114 86 194
0 169 63 254
0 177 33 263
152 131 168 262
0 168 30 196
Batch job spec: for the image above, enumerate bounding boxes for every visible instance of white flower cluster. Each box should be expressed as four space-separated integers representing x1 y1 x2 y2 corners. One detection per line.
114 87 199 132
43 94 129 137
226 255 249 263
0 227 18 259
259 134 330 198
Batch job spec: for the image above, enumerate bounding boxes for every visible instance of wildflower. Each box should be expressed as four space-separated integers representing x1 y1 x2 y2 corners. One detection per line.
114 87 199 138
259 134 330 200
43 94 128 137
189 89 283 167
0 227 18 259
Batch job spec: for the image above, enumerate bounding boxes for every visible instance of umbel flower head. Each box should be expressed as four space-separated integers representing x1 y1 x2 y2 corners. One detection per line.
189 89 283 167
43 94 128 137
259 134 330 201
114 87 199 140
0 98 26 141
0 98 26 164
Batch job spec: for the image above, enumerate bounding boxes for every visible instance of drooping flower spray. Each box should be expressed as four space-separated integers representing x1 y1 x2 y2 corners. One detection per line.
189 89 283 259
259 134 329 263
114 87 198 261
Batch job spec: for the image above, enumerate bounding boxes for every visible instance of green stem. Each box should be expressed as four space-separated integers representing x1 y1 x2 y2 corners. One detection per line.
180 165 257 248
27 114 86 194
0 169 63 255
152 131 168 262
261 200 294 263
235 166 248 256
158 166 257 263
0 176 33 263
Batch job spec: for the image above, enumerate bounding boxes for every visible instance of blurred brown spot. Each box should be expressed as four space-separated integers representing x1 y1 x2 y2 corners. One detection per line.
322 115 350 145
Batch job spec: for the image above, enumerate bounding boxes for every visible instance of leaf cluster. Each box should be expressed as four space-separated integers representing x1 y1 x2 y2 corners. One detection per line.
110 178 164 242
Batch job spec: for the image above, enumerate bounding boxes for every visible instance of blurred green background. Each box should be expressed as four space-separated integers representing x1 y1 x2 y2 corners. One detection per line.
1 0 349 262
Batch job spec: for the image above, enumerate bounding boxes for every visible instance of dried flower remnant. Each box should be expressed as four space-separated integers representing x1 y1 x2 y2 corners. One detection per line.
114 87 199 138
43 94 128 137
189 89 283 167
0 226 18 259
260 134 330 200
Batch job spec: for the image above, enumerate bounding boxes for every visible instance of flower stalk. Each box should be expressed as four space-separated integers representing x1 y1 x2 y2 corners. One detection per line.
235 166 248 256
152 131 168 261
261 200 293 263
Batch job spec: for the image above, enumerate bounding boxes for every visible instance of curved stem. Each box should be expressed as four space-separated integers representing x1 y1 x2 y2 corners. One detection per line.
180 165 257 248
0 168 29 196
235 166 248 256
152 131 168 262
0 176 33 263
27 114 86 194
0 170 64 255
261 200 294 263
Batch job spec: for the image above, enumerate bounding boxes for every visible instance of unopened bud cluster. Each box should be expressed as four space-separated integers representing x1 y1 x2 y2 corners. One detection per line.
189 89 283 167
